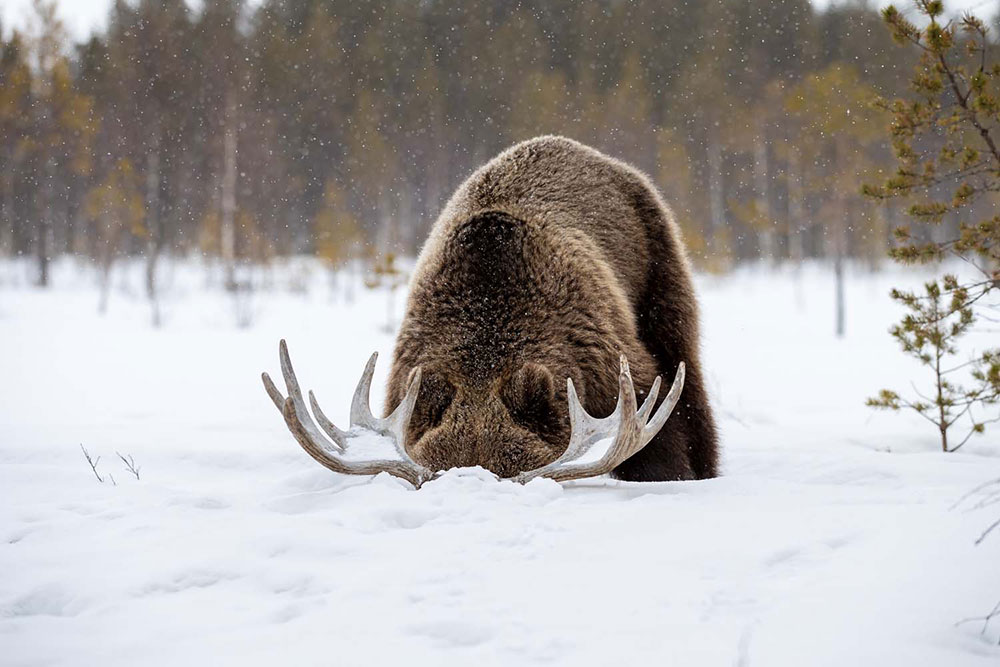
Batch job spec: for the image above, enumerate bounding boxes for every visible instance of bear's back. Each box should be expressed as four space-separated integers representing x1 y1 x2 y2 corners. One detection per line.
416 136 662 304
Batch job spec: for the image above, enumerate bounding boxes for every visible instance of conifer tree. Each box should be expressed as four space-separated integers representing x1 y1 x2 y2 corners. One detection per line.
0 30 33 255
865 1 1000 449
27 0 94 286
0 0 946 277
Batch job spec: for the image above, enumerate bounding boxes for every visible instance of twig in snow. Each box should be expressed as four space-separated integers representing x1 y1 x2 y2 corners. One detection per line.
116 452 141 480
955 600 1000 645
952 477 1000 545
976 516 1000 546
951 477 1000 510
970 492 1000 512
951 478 1000 644
80 444 104 483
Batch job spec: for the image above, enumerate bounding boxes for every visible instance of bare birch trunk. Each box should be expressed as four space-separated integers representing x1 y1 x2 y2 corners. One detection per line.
37 217 51 286
786 144 806 265
833 145 847 338
37 159 54 287
1 159 14 256
706 134 724 240
221 88 238 290
753 124 773 263
145 135 162 327
786 144 807 309
98 218 112 315
834 251 845 338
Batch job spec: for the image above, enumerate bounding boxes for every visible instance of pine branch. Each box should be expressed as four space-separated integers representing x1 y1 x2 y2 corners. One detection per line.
935 41 1000 164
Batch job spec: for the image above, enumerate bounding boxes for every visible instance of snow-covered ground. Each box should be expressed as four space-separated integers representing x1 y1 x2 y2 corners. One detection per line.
1 258 998 666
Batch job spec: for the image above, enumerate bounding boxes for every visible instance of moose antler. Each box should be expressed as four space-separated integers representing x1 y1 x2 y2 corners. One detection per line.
262 340 434 487
514 356 685 483
264 342 684 488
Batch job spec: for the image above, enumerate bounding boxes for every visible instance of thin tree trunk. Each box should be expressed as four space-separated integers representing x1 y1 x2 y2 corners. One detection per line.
98 226 112 315
221 88 238 291
833 197 848 338
834 252 845 338
753 123 773 263
145 133 162 327
870 204 889 270
37 159 54 287
786 144 807 308
831 141 848 338
70 198 88 256
934 339 949 452
37 216 51 286
787 144 805 265
1 158 14 256
706 133 724 240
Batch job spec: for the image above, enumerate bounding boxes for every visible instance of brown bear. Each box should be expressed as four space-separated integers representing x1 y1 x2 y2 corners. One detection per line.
383 136 718 481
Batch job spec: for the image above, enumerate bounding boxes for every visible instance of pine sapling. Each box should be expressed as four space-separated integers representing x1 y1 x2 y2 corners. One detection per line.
867 276 1000 451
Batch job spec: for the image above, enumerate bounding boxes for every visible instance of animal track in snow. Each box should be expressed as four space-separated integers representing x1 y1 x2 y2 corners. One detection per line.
3 585 82 618
407 619 494 648
140 570 236 596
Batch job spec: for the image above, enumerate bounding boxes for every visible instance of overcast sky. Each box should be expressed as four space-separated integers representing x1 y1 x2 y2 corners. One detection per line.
2 0 998 42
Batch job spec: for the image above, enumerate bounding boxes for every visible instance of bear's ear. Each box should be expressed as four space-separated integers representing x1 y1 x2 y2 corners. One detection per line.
409 368 455 433
500 362 556 428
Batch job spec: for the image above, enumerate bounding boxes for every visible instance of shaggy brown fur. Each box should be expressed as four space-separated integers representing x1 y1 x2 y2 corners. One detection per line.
385 136 718 481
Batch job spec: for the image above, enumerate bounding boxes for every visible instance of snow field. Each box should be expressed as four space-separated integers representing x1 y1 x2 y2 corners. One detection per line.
1 258 998 666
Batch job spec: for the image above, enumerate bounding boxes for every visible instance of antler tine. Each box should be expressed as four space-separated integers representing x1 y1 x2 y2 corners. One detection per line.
349 352 380 432
516 355 643 484
262 371 285 412
383 368 422 454
282 398 426 487
636 375 662 425
345 351 422 457
276 339 345 451
309 389 349 445
586 355 642 470
553 377 603 465
263 340 434 488
640 362 685 447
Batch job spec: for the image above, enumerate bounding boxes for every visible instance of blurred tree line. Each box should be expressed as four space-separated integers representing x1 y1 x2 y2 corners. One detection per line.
1 0 998 293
